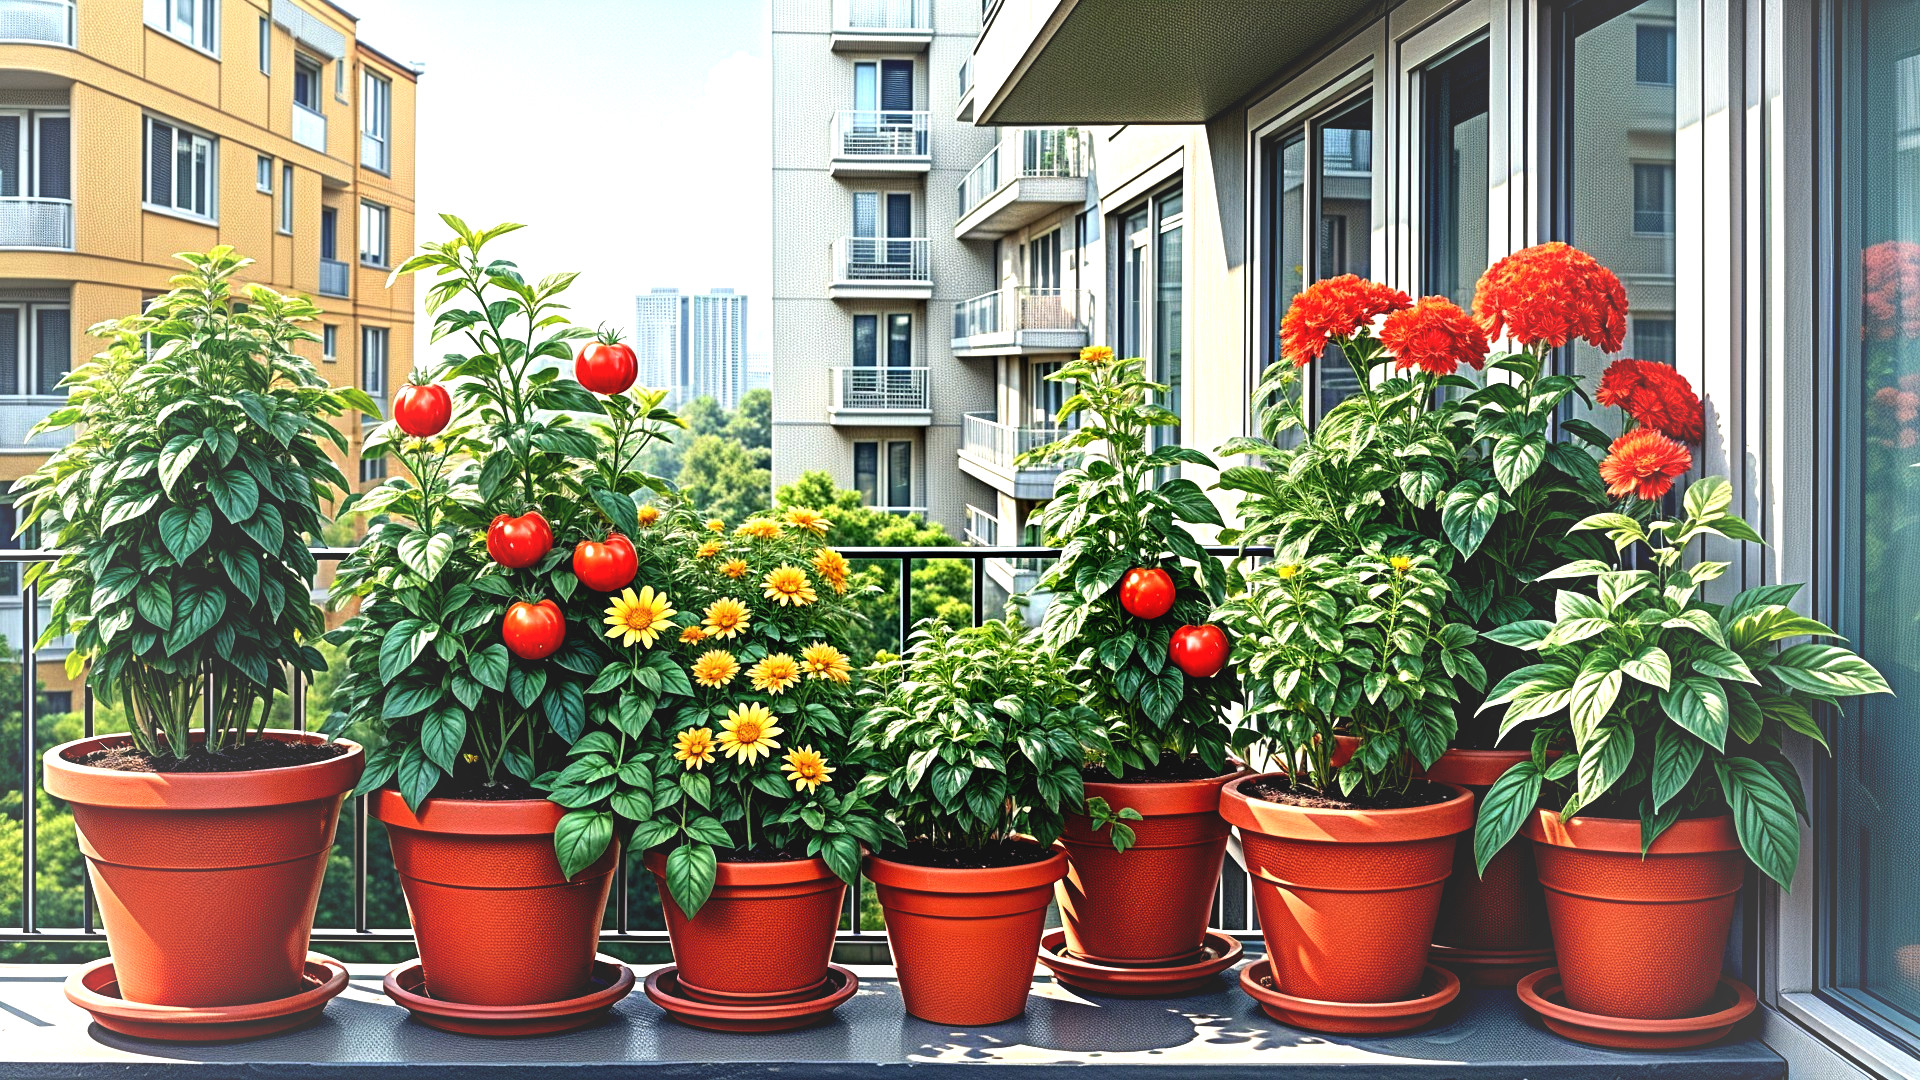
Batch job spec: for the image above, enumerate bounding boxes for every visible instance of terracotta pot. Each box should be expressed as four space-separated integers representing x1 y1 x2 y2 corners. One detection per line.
644 850 845 1003
866 848 1067 1025
1526 810 1743 1020
372 791 617 1007
43 730 361 1009
1419 749 1553 954
1057 769 1240 964
1219 772 1473 1004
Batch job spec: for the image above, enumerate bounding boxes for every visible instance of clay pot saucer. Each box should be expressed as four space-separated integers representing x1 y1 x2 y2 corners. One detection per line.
645 963 857 1032
1039 928 1243 997
1239 959 1461 1034
1429 942 1557 987
66 953 348 1042
1517 967 1757 1050
383 955 634 1037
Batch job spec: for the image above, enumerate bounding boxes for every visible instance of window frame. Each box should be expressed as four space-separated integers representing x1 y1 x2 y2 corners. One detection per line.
1631 160 1677 236
0 107 73 204
359 200 390 267
361 68 392 174
142 115 218 224
152 0 219 57
256 154 273 194
0 300 72 399
279 163 294 234
321 323 338 364
293 52 324 114
257 15 270 74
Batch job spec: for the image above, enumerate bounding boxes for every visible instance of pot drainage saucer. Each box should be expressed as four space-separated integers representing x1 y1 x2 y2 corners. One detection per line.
1239 960 1461 1034
1039 929 1244 997
66 953 348 1042
1429 942 1557 987
383 955 635 1037
1516 967 1756 1050
645 963 857 1033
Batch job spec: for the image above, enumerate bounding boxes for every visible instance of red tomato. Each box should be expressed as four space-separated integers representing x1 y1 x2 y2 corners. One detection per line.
575 337 638 396
1118 567 1176 620
502 599 564 660
392 383 452 438
486 512 554 569
573 533 638 592
1169 624 1230 679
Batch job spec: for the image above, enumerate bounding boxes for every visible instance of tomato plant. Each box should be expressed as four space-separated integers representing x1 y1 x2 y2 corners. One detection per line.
575 330 638 396
1168 624 1229 678
487 511 554 569
392 381 452 438
1118 567 1176 620
571 533 637 593
503 599 565 660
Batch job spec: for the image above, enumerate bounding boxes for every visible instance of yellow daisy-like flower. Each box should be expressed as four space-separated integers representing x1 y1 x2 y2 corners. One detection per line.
737 518 781 540
674 727 716 770
1389 555 1413 573
636 504 662 527
680 625 708 644
812 548 850 595
782 746 835 793
718 704 783 764
800 642 852 683
782 507 832 536
749 652 803 695
691 649 741 688
1276 563 1301 580
720 558 750 579
706 518 726 533
1080 344 1116 365
762 565 818 607
701 597 752 640
603 586 676 649
696 540 725 559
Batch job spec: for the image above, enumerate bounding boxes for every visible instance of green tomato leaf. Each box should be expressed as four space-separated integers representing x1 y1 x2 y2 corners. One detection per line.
553 809 614 882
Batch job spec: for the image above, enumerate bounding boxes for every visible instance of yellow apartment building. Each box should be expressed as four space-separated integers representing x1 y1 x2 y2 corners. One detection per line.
0 0 418 708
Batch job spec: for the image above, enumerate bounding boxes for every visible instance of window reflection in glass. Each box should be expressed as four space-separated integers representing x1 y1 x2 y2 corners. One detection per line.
1155 190 1183 448
1423 41 1490 309
1316 97 1373 416
1264 130 1307 372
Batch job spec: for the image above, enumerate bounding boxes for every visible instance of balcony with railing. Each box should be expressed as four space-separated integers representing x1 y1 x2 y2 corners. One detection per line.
955 129 1087 240
830 0 932 51
829 236 931 300
829 110 931 176
0 396 74 449
318 258 350 298
828 365 931 426
292 103 328 153
0 0 74 45
964 504 1051 603
951 286 1090 356
958 411 1077 500
0 197 71 249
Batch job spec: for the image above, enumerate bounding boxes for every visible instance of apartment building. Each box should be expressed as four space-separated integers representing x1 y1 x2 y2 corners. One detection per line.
958 0 1918 1076
0 0 416 701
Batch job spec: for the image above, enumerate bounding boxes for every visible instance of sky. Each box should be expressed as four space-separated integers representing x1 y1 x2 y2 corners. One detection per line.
339 0 772 365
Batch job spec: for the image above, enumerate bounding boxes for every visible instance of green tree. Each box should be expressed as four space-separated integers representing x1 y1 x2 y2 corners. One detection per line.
725 388 771 449
677 434 772 520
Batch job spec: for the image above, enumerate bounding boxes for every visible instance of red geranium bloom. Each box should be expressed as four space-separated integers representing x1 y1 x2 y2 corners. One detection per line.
1594 358 1705 443
1472 242 1628 352
1280 274 1412 367
1380 296 1488 376
1599 427 1692 501
1862 240 1920 342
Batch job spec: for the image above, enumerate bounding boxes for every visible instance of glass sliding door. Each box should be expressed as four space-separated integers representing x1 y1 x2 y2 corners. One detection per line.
1422 39 1490 308
1155 191 1184 449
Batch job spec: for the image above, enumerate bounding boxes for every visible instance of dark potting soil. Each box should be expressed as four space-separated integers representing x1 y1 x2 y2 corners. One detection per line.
72 738 349 774
878 838 1054 870
1243 777 1458 811
1082 755 1234 784
429 773 544 801
716 846 809 863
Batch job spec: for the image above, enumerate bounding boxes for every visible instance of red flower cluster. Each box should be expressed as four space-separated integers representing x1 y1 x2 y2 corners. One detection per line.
1599 427 1693 501
1472 242 1628 352
1279 274 1412 367
1863 241 1920 342
1870 375 1920 449
1380 296 1489 377
1595 358 1705 444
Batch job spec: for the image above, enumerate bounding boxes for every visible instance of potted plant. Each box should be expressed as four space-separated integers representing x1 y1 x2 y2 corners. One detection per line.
857 618 1107 1025
324 218 680 1033
1473 471 1891 1045
1019 345 1244 987
26 249 371 1038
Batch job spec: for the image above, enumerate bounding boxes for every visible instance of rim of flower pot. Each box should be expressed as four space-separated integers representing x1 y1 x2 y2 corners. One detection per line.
1522 809 1739 855
368 788 567 836
863 846 1069 893
1218 772 1475 844
1081 766 1248 818
43 730 363 811
642 848 840 887
1417 748 1537 789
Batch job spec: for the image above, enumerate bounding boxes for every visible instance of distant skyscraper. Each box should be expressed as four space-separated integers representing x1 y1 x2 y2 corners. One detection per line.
633 288 684 399
745 349 771 393
632 287 749 408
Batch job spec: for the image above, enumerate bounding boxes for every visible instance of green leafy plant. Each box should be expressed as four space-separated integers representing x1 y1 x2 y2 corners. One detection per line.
856 618 1110 853
1022 347 1236 775
1471 476 1893 887
15 247 372 759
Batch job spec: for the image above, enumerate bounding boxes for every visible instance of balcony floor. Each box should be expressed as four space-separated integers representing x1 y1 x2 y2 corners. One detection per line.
1 959 1783 1078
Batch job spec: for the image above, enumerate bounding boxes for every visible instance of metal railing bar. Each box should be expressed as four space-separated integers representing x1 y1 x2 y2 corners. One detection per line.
971 556 985 628
19 574 34 934
80 682 93 933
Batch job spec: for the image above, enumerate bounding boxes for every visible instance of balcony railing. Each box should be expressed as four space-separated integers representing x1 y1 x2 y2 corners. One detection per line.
964 503 999 546
957 129 1086 218
292 102 327 152
0 0 73 45
0 197 71 248
837 0 931 30
962 411 1076 472
829 365 930 412
832 236 930 284
318 257 350 297
831 110 930 159
952 286 1090 340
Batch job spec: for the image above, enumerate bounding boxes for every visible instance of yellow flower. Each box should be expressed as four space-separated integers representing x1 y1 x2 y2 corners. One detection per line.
720 558 750 579
749 652 803 695
1276 563 1301 580
636 504 661 527
782 507 832 536
674 727 716 770
696 540 725 559
1389 555 1414 573
706 518 726 533
812 548 850 595
737 518 781 540
680 625 708 644
603 586 675 648
1080 344 1115 365
782 746 834 793
801 643 852 683
718 704 782 764
691 649 741 688
702 597 752 640
762 565 818 607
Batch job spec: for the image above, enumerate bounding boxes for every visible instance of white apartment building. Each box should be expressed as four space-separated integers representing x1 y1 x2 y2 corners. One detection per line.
633 287 683 398
633 287 749 408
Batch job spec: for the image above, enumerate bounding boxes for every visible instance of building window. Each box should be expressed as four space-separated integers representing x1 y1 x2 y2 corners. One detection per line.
359 454 387 482
144 116 216 221
362 71 391 173
335 57 348 101
294 54 323 113
154 0 218 55
361 326 388 406
887 441 912 508
851 440 913 509
1421 39 1490 310
279 164 293 233
0 302 70 397
853 441 879 506
257 16 270 73
359 201 389 266
1635 23 1676 85
852 314 877 365
256 154 272 193
0 110 71 205
321 324 337 364
39 691 71 717
1633 317 1675 362
1633 162 1675 234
